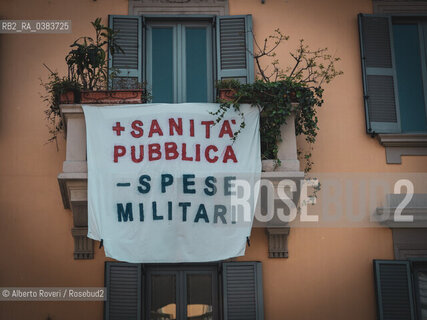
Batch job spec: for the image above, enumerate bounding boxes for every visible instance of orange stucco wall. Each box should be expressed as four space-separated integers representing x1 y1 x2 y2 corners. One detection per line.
232 1 423 319
0 0 425 319
0 1 128 319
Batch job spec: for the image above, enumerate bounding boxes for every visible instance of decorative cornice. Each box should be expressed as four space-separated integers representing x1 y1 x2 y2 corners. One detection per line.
265 227 290 258
71 227 94 260
373 0 427 14
392 228 427 259
375 207 427 228
129 0 229 15
58 174 93 260
378 134 427 148
58 173 87 209
377 134 427 164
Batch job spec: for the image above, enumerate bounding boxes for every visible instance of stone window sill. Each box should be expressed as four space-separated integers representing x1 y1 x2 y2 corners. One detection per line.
377 133 427 164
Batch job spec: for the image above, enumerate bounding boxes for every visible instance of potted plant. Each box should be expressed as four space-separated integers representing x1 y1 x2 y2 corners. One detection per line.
42 18 152 144
216 79 241 102
214 30 343 172
41 65 81 144
64 18 148 104
79 75 151 104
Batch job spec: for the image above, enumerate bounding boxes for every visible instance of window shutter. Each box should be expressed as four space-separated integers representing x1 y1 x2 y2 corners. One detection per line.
105 262 142 320
108 15 143 89
222 262 264 320
358 14 401 134
216 15 254 84
373 260 415 320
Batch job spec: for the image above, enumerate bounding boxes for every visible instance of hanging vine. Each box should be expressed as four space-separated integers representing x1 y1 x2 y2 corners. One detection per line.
214 29 343 172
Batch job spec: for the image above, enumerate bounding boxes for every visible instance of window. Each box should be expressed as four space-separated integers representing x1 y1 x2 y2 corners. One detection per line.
104 17 259 318
359 15 427 134
108 15 254 103
146 20 213 103
373 260 427 320
392 19 427 133
104 262 264 320
147 265 218 319
414 262 427 320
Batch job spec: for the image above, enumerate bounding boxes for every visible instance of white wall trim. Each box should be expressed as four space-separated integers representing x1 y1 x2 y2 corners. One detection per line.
129 0 229 16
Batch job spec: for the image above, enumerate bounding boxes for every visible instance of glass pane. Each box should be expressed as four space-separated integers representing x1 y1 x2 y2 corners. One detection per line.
393 23 427 132
187 273 213 320
186 27 208 102
152 27 174 103
150 274 177 320
418 271 427 320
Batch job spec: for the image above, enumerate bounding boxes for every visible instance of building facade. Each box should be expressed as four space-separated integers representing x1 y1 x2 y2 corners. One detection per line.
1 0 427 319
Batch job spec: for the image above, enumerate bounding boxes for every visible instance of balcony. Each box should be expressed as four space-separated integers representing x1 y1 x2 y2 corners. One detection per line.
58 103 304 259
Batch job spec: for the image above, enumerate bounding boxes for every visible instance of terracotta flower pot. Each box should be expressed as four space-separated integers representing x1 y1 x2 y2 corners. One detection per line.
59 91 76 104
218 88 236 102
81 89 146 104
283 91 298 102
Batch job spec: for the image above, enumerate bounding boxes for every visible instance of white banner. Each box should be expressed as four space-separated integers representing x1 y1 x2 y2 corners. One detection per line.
83 103 261 263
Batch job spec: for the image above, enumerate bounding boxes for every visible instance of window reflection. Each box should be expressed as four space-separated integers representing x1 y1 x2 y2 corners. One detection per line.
418 271 427 320
150 274 177 320
187 274 213 320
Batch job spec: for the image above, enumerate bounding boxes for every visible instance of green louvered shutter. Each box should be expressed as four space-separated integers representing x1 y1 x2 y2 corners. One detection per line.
222 262 264 320
105 262 142 320
373 260 415 320
358 14 401 134
108 15 143 89
216 15 254 84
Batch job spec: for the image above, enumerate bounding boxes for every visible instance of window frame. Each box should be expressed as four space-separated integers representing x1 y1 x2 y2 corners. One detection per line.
358 13 427 163
144 15 216 103
411 259 427 320
104 260 264 320
391 16 427 133
145 263 220 320
374 259 427 320
358 13 427 134
109 14 254 100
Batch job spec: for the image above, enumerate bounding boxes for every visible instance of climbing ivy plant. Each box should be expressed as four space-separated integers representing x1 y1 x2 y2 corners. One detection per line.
214 30 343 172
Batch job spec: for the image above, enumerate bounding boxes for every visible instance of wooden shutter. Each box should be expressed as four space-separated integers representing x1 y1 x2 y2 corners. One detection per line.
358 14 401 134
373 260 415 320
105 262 142 320
216 15 254 84
108 15 143 89
222 262 264 320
